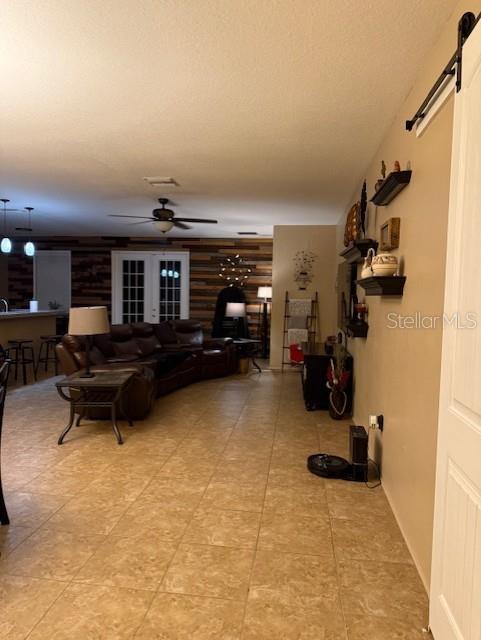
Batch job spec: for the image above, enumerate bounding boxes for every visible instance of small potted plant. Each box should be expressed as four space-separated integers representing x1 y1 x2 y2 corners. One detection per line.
326 343 350 420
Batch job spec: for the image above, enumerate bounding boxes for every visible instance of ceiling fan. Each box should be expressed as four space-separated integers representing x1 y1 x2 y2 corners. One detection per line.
109 198 218 233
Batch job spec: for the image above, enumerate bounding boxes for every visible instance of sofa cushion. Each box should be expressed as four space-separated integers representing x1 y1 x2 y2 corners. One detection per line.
111 324 134 342
89 345 107 364
93 333 116 358
153 321 178 345
113 340 143 357
131 322 155 338
173 320 204 346
136 335 162 356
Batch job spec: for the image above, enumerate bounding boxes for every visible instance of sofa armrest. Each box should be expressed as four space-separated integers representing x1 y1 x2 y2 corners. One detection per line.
105 355 139 364
203 337 234 349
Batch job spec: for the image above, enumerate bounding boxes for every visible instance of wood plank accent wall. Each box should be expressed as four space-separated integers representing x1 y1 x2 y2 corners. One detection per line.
6 237 272 336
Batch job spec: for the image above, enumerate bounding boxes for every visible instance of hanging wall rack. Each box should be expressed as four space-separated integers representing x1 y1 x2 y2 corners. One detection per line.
405 12 479 132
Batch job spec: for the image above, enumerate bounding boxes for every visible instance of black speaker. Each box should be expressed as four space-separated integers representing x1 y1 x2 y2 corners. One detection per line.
349 425 368 482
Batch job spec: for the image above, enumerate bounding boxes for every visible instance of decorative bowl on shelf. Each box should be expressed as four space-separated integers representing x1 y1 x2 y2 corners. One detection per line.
371 253 398 277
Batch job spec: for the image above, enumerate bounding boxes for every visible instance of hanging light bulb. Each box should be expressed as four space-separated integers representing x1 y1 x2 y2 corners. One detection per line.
0 198 12 254
23 207 35 257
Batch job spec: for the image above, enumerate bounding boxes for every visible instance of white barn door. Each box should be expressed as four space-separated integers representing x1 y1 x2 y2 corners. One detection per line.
429 20 481 640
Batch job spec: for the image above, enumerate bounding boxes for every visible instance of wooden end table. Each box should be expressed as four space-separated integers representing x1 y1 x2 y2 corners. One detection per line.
55 370 135 445
233 338 262 373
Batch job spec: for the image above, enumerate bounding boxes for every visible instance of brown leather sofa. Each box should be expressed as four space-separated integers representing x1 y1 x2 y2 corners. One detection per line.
56 320 236 419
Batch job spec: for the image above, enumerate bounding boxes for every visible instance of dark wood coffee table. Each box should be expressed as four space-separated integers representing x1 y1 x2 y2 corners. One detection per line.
55 370 135 445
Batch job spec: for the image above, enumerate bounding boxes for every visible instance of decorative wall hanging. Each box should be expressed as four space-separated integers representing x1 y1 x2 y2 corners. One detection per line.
293 251 317 290
343 202 361 247
218 254 252 287
380 217 400 250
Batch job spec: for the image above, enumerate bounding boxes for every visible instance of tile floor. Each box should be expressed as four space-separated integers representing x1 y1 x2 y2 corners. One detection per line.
0 370 429 639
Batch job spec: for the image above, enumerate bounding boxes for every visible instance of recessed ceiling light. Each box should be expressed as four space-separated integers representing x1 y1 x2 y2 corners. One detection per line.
143 177 179 187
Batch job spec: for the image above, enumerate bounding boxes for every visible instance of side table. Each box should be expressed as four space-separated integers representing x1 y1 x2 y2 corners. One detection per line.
233 338 262 373
55 370 135 445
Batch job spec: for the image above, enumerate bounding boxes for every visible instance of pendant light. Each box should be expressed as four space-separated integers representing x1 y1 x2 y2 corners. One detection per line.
23 207 35 257
0 199 12 254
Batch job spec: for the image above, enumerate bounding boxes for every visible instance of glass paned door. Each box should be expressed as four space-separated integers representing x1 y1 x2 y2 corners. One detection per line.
152 253 189 322
112 251 189 324
121 259 145 323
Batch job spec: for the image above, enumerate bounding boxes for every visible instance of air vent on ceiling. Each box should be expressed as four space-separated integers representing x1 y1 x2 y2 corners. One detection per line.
143 177 179 187
237 231 258 235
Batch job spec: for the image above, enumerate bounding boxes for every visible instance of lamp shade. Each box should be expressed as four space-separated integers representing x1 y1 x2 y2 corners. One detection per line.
257 286 272 300
68 306 110 336
225 302 246 318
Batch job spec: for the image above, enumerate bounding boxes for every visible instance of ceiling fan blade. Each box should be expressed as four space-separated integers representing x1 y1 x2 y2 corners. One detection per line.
108 215 154 219
175 218 218 224
128 220 155 225
15 227 33 232
173 220 192 230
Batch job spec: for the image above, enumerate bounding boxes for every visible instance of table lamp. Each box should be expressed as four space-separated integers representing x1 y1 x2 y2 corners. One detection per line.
68 306 110 378
257 286 272 358
225 302 246 339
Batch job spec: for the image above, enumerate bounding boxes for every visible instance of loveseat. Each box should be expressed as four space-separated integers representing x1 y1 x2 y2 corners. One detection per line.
56 320 237 419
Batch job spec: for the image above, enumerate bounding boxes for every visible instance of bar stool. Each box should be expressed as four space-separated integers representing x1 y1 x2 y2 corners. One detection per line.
36 334 63 376
6 339 37 385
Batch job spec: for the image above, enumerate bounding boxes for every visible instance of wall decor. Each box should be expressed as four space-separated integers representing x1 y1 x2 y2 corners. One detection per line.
293 250 317 290
371 253 398 277
343 202 361 246
380 217 400 250
218 253 253 287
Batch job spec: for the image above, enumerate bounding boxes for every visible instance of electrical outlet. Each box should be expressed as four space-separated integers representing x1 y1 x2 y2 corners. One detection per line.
369 415 384 432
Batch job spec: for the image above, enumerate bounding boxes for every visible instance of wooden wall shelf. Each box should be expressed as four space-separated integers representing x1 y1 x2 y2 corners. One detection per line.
346 321 369 338
356 276 406 296
370 170 412 206
339 239 378 264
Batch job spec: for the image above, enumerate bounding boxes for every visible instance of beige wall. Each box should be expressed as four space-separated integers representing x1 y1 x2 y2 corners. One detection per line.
270 225 338 369
337 0 481 590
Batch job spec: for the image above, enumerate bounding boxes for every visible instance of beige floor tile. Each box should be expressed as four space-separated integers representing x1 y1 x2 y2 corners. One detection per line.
200 481 266 512
28 583 153 640
161 543 254 600
345 615 428 639
338 560 428 626
332 515 413 564
45 493 131 535
135 593 244 639
263 484 328 516
0 574 66 640
78 470 152 502
211 460 269 484
0 524 36 557
141 475 208 506
182 509 261 548
243 601 348 639
73 533 177 591
110 499 193 539
2 491 69 528
22 467 96 495
1 527 105 580
268 463 324 490
326 481 393 520
158 455 218 481
249 549 340 610
258 511 333 556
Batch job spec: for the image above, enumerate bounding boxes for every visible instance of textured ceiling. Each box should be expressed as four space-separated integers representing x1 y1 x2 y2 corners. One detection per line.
0 0 457 237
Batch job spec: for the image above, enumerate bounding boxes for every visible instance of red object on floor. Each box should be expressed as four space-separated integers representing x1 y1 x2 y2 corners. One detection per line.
289 344 304 363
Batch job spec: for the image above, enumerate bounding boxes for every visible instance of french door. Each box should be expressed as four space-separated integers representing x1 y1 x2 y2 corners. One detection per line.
429 19 481 640
111 251 189 324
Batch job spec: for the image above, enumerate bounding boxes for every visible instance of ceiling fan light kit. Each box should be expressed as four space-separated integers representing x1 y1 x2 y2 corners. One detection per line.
108 198 218 233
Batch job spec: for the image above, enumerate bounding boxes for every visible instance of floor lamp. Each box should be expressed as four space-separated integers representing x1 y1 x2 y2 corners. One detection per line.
257 286 272 358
